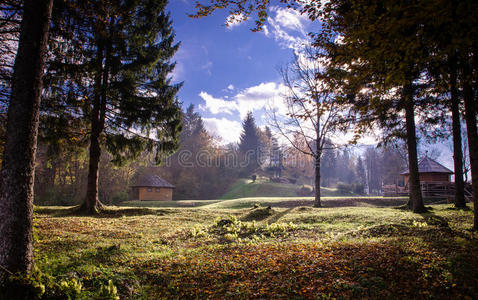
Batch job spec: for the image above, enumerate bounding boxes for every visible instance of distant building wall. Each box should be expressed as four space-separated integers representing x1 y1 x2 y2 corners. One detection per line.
404 172 450 187
131 187 173 201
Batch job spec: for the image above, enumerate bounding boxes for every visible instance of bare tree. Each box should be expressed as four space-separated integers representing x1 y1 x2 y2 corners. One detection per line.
269 48 345 207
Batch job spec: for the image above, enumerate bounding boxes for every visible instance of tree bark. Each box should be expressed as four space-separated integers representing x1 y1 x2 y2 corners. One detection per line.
314 154 321 207
462 61 478 230
83 116 103 213
0 0 53 279
82 43 108 214
403 83 426 213
449 57 466 208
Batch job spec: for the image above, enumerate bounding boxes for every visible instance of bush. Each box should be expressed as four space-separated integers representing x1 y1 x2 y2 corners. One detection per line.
352 183 365 195
297 185 313 196
112 191 129 204
336 182 365 195
337 182 353 194
251 174 257 182
34 190 81 206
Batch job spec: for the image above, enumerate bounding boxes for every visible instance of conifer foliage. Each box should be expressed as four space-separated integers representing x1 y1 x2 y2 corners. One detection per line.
44 0 182 213
238 112 260 174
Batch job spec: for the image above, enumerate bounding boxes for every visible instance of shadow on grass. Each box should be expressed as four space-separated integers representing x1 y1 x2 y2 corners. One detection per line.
35 205 174 218
446 205 472 211
419 211 452 231
267 207 295 224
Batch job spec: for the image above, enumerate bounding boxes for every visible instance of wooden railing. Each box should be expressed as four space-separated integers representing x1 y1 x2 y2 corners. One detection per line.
382 182 473 202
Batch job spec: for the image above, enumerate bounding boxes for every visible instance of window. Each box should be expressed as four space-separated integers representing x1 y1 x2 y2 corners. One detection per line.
147 187 152 192
155 188 161 192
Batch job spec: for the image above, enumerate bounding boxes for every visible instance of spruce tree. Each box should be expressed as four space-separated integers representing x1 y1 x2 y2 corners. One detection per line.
355 156 366 187
0 0 53 280
44 0 182 213
238 112 260 174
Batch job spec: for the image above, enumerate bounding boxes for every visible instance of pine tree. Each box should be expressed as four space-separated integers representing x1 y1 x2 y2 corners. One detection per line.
0 0 53 280
238 111 260 174
44 0 182 213
355 156 366 187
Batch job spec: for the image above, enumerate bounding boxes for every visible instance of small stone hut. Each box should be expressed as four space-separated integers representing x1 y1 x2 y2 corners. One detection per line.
401 156 453 187
130 175 174 201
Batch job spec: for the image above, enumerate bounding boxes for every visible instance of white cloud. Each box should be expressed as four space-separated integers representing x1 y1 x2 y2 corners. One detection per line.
271 6 308 34
198 91 238 115
203 117 242 144
225 13 247 29
265 6 310 50
227 84 234 90
235 82 280 118
199 82 288 119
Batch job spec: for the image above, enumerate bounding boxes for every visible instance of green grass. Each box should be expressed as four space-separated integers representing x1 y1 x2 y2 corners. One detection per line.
120 196 408 209
7 202 477 299
219 178 349 199
120 199 220 208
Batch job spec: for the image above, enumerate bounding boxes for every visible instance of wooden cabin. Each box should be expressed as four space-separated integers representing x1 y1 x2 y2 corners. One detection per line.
399 156 462 200
400 156 453 187
130 175 174 201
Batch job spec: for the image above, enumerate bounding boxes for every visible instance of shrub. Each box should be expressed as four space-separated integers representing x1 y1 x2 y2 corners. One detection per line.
206 215 298 241
352 183 365 195
112 191 129 204
337 182 353 194
251 174 257 182
297 185 313 196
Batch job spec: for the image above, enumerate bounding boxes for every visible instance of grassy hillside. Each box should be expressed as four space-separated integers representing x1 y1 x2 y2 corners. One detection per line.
121 196 408 209
8 202 477 299
219 178 346 199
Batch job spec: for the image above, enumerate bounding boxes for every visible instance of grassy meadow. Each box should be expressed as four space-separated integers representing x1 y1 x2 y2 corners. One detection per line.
218 178 350 200
8 198 478 299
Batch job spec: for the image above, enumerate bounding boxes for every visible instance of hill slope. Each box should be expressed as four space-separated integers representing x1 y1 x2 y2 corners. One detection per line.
219 178 344 199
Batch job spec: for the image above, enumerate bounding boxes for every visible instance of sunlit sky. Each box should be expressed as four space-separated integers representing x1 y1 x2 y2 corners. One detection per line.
167 0 319 143
166 0 455 171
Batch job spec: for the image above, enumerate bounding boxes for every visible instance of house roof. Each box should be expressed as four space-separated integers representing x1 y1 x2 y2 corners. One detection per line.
132 174 175 188
401 156 453 175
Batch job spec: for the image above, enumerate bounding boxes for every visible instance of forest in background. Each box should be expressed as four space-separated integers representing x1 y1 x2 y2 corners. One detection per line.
31 103 436 205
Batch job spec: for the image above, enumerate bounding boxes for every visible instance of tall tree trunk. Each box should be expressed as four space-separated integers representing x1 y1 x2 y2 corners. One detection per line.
314 114 321 208
462 61 478 230
450 56 466 208
314 154 321 207
0 0 53 279
84 115 103 213
403 83 426 213
82 43 108 214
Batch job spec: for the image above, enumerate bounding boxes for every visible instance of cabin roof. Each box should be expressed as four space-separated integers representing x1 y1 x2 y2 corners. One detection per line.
131 174 175 188
401 156 453 175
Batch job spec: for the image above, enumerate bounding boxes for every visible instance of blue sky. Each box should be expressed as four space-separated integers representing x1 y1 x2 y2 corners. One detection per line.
167 0 317 144
165 0 456 171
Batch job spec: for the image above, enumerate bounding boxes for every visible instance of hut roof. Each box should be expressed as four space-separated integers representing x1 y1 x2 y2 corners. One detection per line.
401 156 453 175
132 174 175 188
